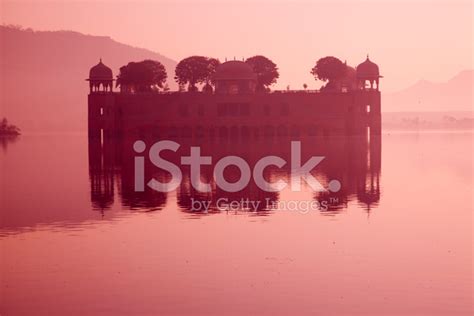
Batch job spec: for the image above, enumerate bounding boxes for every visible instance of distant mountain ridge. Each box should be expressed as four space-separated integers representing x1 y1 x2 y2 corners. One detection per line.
1 26 472 132
0 26 177 132
383 70 473 112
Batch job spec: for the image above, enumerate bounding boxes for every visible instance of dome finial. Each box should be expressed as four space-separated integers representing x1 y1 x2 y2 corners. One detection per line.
366 54 369 60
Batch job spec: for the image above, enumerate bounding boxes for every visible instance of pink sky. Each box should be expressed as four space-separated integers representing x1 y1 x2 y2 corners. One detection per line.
1 0 472 92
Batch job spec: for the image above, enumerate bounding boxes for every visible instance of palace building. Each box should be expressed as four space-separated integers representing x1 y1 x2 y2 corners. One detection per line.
87 57 382 139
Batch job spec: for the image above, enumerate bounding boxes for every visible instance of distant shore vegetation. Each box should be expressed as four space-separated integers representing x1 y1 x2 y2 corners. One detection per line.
0 118 21 136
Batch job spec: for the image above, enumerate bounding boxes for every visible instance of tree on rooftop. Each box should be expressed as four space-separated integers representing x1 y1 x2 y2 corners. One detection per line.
310 56 347 91
116 59 167 92
245 55 279 92
175 56 220 92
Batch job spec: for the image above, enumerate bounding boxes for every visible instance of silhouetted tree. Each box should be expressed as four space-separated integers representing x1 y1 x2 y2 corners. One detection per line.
203 57 220 93
116 59 167 92
303 83 308 90
324 65 357 92
0 118 21 136
245 55 279 92
205 58 220 84
175 56 220 91
311 57 347 91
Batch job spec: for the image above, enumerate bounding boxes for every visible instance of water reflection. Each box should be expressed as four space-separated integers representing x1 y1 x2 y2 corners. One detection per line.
3 132 472 316
89 130 381 215
0 135 20 152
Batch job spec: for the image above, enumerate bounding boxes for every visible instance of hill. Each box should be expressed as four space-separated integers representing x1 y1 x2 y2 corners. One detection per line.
0 26 177 132
383 70 473 112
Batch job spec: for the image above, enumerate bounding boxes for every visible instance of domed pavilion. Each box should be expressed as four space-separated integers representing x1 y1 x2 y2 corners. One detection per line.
87 59 114 93
356 56 382 91
213 60 257 94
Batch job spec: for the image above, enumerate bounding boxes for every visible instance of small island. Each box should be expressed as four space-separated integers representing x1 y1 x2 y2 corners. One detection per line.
0 118 21 136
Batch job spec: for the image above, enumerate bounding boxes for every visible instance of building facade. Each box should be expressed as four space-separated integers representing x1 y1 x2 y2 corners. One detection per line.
87 57 382 139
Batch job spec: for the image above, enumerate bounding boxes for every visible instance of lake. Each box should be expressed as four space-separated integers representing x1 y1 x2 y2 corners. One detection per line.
0 131 472 315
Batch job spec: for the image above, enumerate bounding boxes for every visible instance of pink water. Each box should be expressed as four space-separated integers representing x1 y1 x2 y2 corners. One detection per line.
1 131 472 315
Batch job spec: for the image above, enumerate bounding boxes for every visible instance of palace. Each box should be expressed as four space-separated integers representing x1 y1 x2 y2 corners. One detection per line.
87 57 382 139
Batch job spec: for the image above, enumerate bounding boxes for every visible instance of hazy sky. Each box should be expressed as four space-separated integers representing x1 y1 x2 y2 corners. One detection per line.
1 0 472 91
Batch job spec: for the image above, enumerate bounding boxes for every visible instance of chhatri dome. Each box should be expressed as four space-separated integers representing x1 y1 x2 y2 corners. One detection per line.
214 60 257 81
356 56 379 79
356 55 381 91
87 59 114 93
213 60 257 94
89 59 113 80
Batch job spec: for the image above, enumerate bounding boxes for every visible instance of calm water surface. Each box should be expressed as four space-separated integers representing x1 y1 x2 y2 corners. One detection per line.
1 131 472 315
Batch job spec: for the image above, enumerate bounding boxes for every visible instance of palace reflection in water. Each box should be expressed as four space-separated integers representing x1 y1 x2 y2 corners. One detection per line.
89 128 381 215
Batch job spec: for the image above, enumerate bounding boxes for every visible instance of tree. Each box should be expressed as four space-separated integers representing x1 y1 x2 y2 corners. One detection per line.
303 83 308 90
245 55 279 92
175 56 220 91
116 59 167 92
310 56 347 91
205 58 220 84
0 118 21 136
